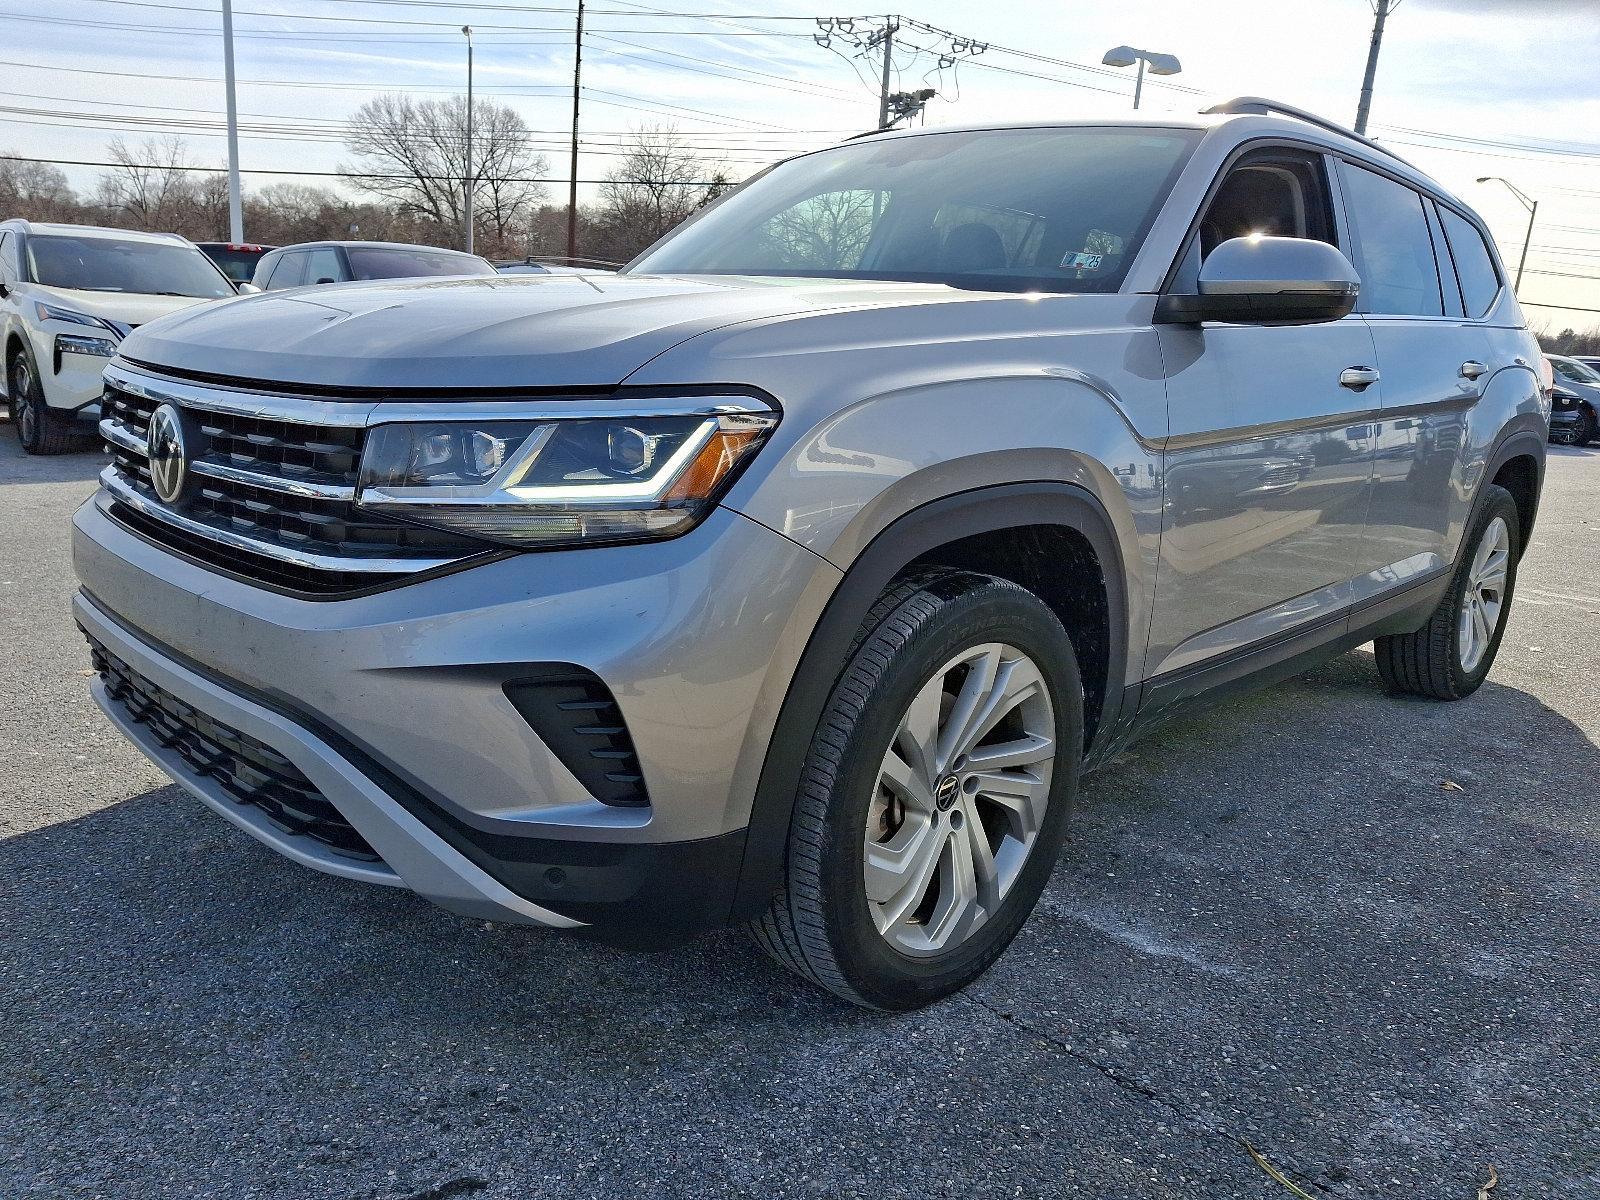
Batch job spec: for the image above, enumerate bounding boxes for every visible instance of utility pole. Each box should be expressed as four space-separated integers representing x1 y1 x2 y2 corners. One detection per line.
220 0 243 242
872 19 898 129
1477 176 1538 292
1353 0 1390 136
463 26 475 255
567 0 585 260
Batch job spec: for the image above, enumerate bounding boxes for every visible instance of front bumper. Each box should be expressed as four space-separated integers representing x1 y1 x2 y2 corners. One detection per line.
30 325 114 413
73 496 835 941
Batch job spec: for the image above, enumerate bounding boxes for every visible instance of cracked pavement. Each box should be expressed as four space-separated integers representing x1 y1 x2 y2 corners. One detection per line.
2 433 1597 1198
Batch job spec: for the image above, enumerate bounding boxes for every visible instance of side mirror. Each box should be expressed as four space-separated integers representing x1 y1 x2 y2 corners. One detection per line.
236 281 262 295
1156 236 1360 325
313 277 337 286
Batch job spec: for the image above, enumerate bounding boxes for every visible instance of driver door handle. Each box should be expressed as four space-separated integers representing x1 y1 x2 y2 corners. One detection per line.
1340 365 1380 391
1459 360 1487 381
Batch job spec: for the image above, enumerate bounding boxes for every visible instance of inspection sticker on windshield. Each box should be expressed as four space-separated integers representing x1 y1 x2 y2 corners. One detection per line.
1061 251 1104 271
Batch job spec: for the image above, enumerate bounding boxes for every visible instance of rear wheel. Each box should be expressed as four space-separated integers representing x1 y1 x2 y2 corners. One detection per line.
9 344 83 455
751 571 1083 1010
1374 484 1520 700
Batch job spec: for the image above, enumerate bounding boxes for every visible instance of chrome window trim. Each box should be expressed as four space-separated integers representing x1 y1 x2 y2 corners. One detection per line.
98 468 462 575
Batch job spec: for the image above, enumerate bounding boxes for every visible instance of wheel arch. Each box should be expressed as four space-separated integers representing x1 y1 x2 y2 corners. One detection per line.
729 481 1130 922
1483 427 1546 557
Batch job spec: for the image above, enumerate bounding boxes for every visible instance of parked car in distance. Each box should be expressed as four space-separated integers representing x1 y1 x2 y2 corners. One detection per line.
1546 353 1600 445
196 242 275 287
494 256 618 275
1 220 235 454
251 241 496 290
75 99 1549 1010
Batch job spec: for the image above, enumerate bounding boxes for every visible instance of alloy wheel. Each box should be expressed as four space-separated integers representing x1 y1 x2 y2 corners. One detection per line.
864 642 1056 959
1459 515 1510 673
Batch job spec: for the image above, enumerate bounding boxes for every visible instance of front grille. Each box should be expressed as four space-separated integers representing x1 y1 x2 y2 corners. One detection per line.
100 373 489 596
85 631 383 864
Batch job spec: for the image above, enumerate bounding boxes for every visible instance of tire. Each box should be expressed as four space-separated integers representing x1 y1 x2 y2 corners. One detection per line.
8 342 85 455
1374 484 1520 700
1575 405 1598 447
751 570 1084 1010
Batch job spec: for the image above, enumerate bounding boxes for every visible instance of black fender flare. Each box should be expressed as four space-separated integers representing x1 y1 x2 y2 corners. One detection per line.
1482 423 1546 552
728 480 1130 921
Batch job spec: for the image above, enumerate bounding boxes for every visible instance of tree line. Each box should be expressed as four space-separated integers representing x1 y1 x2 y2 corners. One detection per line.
0 94 734 265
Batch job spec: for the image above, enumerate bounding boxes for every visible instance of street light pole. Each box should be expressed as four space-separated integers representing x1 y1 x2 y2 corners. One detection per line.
220 0 243 242
1477 176 1538 292
1101 46 1182 111
462 26 474 255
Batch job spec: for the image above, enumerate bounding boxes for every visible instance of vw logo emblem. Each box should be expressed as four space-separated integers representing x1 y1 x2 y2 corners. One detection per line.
934 773 961 812
146 403 189 504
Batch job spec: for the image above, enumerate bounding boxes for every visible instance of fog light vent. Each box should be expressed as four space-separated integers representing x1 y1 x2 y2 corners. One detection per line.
503 671 650 808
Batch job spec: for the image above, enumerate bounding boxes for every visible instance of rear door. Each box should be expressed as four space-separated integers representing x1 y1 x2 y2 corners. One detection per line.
1149 145 1379 679
1338 161 1506 589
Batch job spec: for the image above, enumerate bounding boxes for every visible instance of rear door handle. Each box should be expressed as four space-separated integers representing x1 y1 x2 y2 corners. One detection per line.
1459 360 1487 381
1340 365 1380 391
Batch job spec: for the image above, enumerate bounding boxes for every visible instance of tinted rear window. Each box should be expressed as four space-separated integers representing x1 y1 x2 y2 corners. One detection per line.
202 247 266 283
1340 164 1443 317
1438 207 1502 318
345 248 495 280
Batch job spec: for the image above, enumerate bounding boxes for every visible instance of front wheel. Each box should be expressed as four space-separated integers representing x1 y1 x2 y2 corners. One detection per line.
1374 484 1520 700
751 571 1083 1010
9 345 82 455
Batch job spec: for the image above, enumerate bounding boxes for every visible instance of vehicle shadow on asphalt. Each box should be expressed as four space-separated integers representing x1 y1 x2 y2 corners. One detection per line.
4 649 1597 1197
0 428 107 484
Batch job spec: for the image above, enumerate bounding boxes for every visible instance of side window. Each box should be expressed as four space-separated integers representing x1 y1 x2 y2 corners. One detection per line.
1174 148 1336 291
1424 203 1465 318
266 251 307 290
304 247 344 285
1340 162 1443 317
0 232 14 286
1437 206 1502 318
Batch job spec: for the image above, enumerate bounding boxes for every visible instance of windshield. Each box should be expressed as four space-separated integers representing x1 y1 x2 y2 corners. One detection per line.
630 126 1200 293
202 247 267 284
346 247 496 281
27 235 234 298
1553 357 1600 384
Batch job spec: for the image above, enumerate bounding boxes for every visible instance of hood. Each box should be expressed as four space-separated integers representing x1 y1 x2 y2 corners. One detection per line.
118 273 975 392
30 285 216 332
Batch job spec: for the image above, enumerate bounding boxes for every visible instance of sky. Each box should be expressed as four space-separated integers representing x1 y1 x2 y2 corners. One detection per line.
4 0 1600 329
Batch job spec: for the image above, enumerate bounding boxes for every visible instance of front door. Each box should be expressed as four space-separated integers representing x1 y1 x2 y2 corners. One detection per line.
1147 146 1378 680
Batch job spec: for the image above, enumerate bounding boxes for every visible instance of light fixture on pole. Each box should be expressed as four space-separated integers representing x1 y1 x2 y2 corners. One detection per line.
1101 45 1181 110
462 25 475 255
1476 176 1537 292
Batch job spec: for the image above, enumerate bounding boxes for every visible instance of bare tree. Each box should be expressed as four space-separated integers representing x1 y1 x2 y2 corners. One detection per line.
0 152 78 222
340 94 547 253
95 136 198 231
590 126 719 262
761 188 876 271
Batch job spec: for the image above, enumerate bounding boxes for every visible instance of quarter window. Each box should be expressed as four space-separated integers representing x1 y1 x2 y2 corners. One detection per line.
265 251 307 290
304 248 344 285
1438 206 1502 318
1340 163 1443 317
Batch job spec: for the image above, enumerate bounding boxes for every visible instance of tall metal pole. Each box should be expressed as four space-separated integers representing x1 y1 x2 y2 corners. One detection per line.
875 21 897 129
1353 0 1389 135
1515 199 1537 292
566 0 584 261
1132 57 1145 110
220 0 243 242
463 26 474 255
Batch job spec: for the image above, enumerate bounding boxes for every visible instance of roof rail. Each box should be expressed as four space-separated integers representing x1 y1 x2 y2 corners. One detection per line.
1203 96 1420 173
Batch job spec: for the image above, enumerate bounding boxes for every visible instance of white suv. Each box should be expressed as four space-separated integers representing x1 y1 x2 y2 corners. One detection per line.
1 221 235 453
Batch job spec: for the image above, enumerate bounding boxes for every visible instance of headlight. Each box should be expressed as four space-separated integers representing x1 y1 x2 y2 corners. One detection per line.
355 406 778 548
56 333 117 359
35 301 113 331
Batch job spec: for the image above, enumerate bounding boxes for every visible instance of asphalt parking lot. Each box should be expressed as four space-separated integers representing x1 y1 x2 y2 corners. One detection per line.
2 432 1597 1200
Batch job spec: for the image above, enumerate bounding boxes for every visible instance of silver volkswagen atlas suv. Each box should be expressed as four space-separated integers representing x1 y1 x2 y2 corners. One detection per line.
73 99 1548 1010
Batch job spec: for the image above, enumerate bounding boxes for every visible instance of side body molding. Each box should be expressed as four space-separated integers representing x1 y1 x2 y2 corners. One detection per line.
728 481 1130 922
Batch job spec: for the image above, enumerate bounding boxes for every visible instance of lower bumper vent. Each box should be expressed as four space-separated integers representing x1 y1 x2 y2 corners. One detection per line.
84 631 384 863
503 672 650 809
